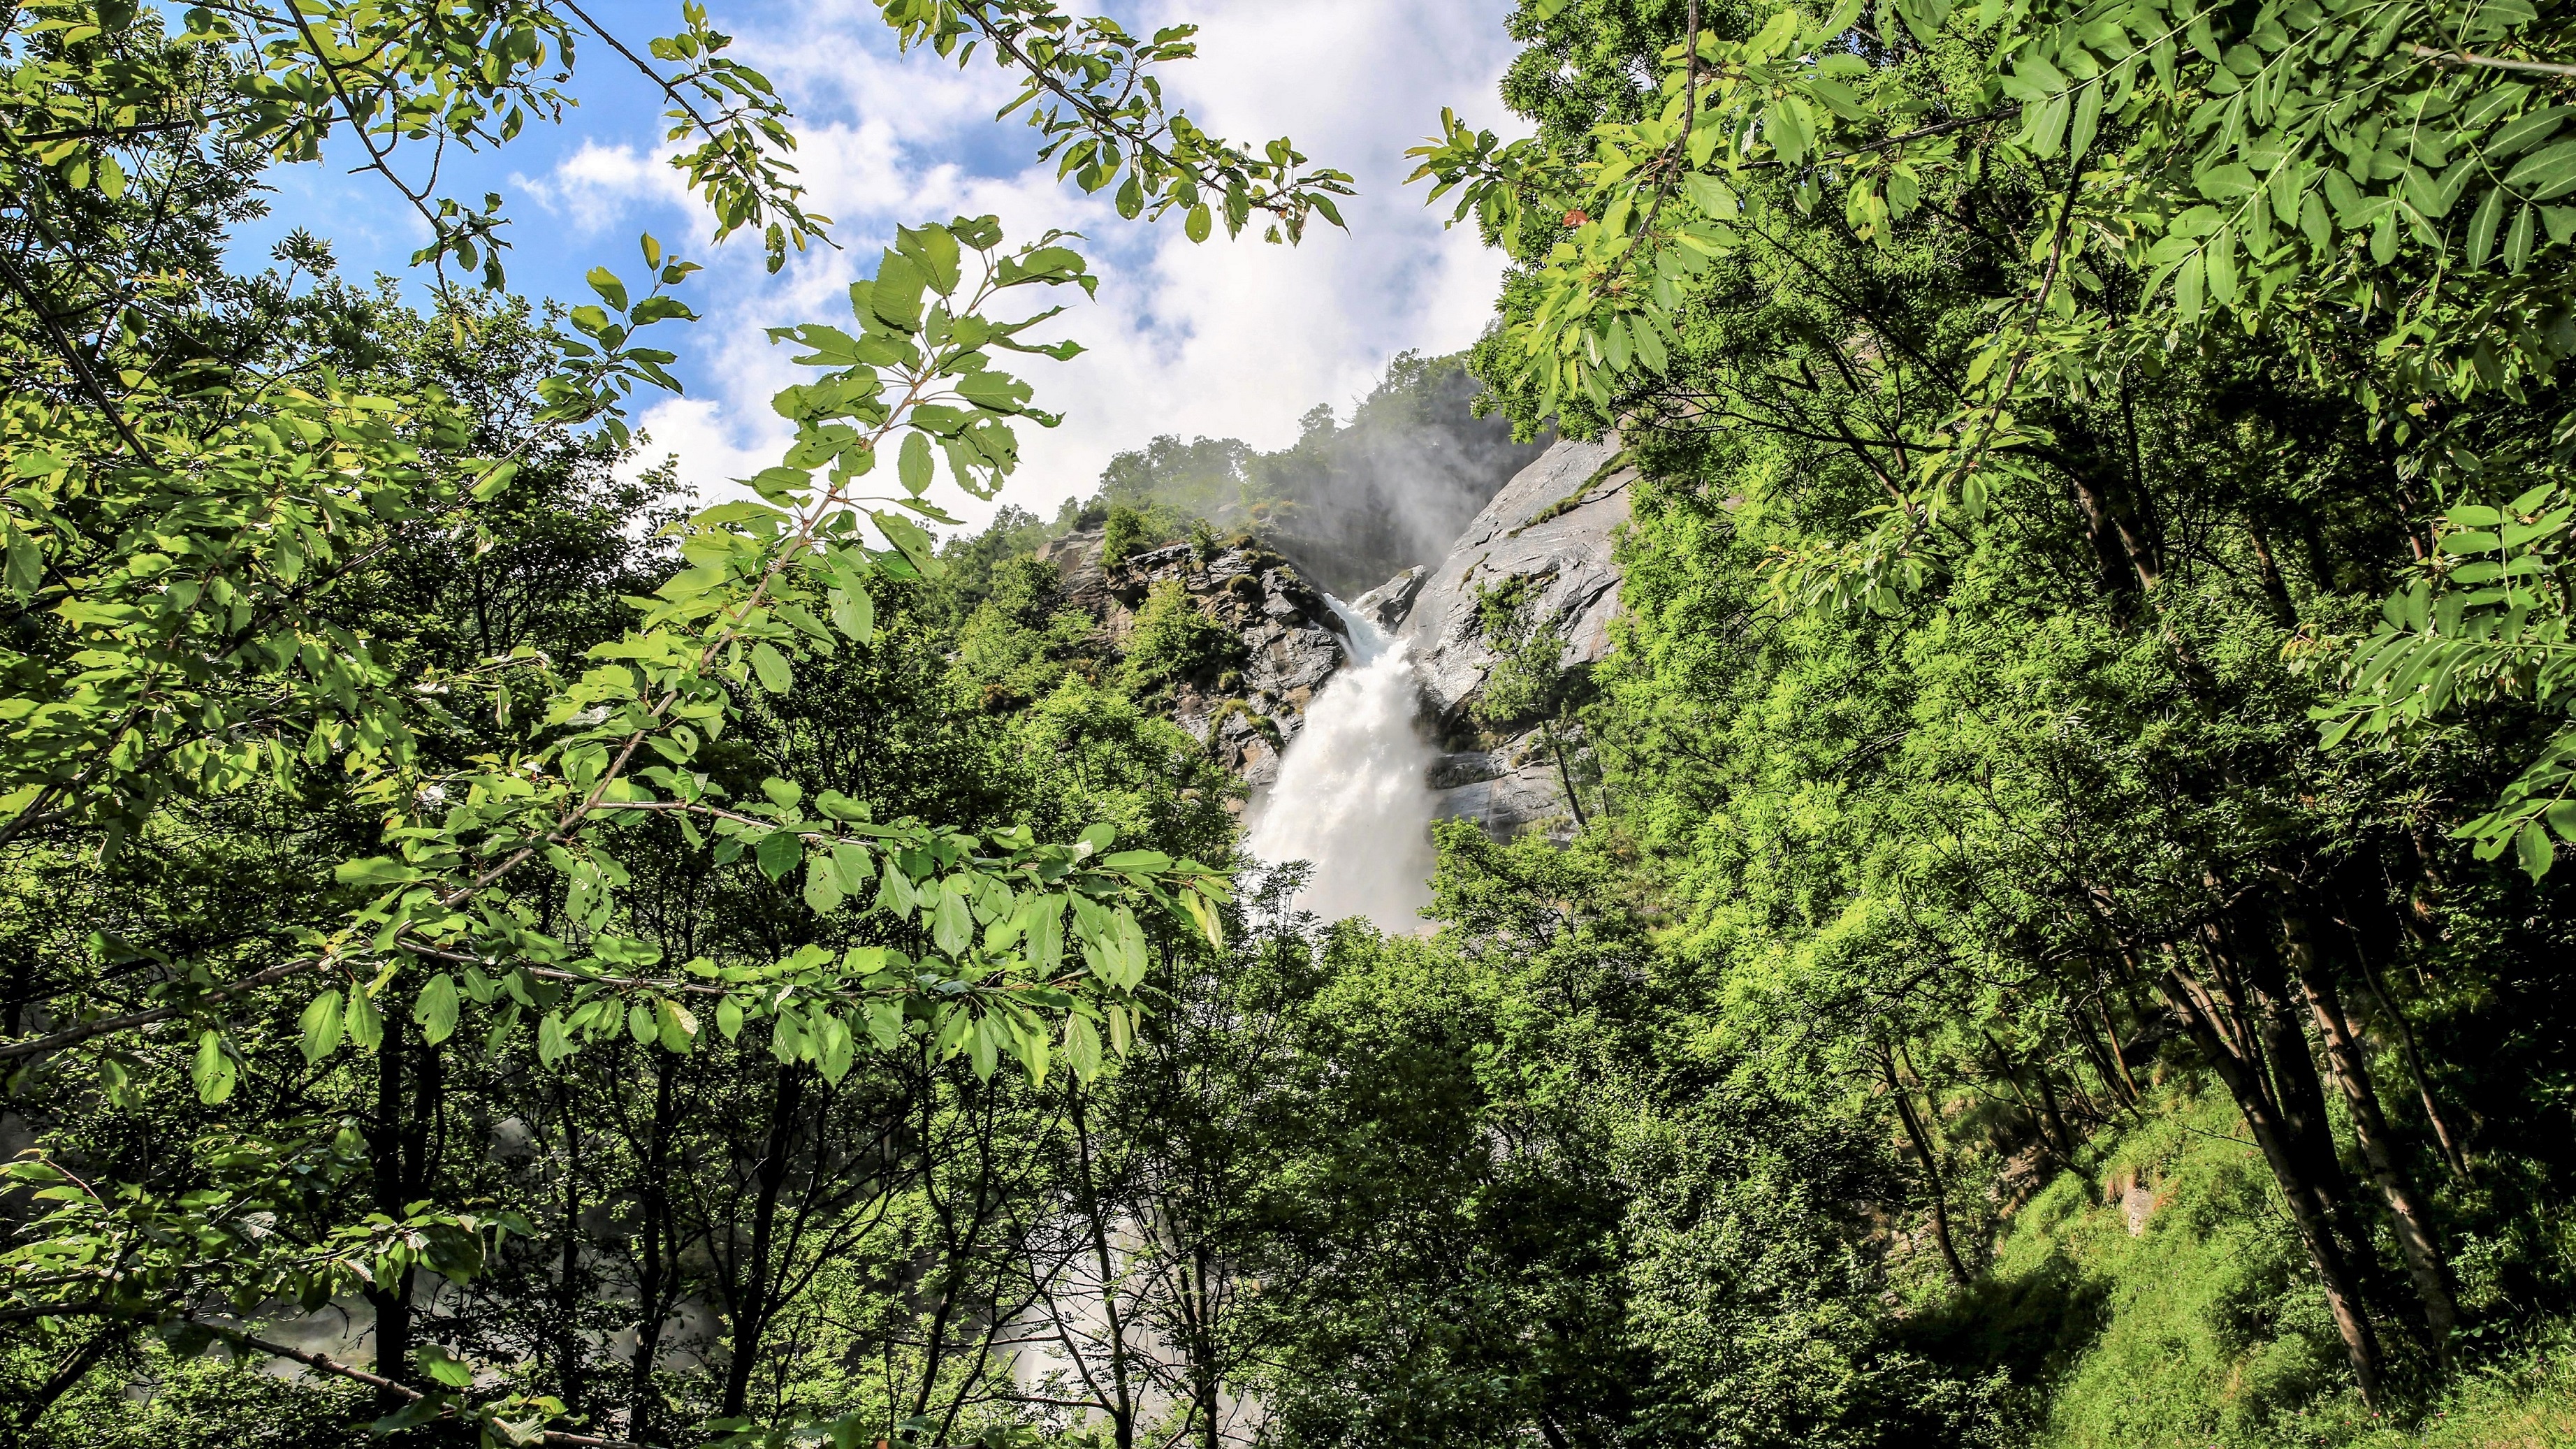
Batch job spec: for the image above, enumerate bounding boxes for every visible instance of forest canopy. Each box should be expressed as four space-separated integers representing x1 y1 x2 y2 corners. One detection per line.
10 0 2576 1447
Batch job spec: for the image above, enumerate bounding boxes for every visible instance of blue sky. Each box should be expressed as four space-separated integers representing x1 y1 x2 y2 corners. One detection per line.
240 0 1528 532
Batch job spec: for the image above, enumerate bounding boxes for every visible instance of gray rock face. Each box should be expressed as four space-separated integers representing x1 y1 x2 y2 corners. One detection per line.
1426 729 1574 837
1328 435 1631 839
1385 435 1634 728
1032 435 1633 832
1347 566 1426 633
1035 530 1348 787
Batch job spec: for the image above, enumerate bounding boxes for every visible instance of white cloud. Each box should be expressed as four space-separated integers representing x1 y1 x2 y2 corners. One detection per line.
513 140 697 234
599 0 1527 542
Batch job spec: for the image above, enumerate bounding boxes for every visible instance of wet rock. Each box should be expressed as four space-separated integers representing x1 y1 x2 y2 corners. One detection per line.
1389 435 1635 727
1348 566 1427 632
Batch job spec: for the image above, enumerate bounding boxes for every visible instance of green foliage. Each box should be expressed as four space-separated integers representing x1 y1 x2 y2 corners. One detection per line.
1415 0 2576 873
0 0 1336 1436
1119 578 1245 694
1100 502 1154 566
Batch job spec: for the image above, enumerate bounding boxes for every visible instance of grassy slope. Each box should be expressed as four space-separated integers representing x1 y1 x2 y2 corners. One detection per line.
1937 1086 2576 1448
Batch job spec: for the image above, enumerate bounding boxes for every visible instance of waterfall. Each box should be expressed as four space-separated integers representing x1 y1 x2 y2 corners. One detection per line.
1245 599 1438 930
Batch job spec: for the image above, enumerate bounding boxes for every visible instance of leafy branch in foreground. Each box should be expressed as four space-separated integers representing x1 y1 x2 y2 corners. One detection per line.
882 0 1356 244
1418 0 2576 873
0 214 1227 1441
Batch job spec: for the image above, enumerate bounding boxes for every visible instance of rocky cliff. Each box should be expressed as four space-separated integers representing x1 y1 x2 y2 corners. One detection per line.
1035 528 1348 787
1360 435 1634 837
1390 435 1635 730
1028 434 1631 836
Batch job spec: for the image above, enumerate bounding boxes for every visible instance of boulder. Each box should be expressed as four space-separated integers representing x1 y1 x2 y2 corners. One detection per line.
1384 435 1635 728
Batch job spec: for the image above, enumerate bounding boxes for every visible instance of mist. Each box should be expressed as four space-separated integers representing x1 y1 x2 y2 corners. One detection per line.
1078 351 1547 597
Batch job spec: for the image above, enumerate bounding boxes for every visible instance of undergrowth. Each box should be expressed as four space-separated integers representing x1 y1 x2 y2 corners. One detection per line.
1908 1084 2576 1448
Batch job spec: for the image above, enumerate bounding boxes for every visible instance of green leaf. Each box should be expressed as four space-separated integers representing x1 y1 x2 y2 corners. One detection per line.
2204 230 2239 307
300 990 345 1063
657 998 697 1053
416 1344 476 1390
816 1011 854 1082
2518 817 2555 879
345 989 384 1052
896 222 962 294
587 267 630 312
414 973 460 1046
537 1011 572 1067
717 996 745 1040
1065 1012 1103 1082
750 641 794 694
831 588 875 644
4 525 41 599
933 879 973 956
2173 253 2205 326
870 249 928 331
898 432 934 497
755 829 803 880
2470 184 2506 268
804 855 846 913
191 1031 235 1105
968 1012 1000 1079
831 842 873 893
866 1000 904 1051
1186 203 1213 242
2506 140 2576 199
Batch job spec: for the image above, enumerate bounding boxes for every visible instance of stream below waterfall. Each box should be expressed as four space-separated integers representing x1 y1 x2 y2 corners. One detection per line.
1243 599 1438 930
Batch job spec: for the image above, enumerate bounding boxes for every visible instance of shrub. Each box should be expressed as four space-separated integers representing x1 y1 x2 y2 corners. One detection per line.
1103 504 1149 566
1123 580 1244 694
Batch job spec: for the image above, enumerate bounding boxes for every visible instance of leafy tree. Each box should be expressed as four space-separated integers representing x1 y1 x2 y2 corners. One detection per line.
0 0 1348 1439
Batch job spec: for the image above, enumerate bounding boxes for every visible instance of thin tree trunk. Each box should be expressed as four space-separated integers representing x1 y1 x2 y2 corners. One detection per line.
2159 963 2382 1406
13 1323 124 1434
1070 1082 1136 1449
365 1010 425 1406
1883 1047 1969 1286
2227 917 2379 1278
2342 915 2471 1180
1192 1245 1221 1449
629 1054 679 1439
2097 996 2144 1101
2285 912 2459 1349
1982 1031 2074 1165
554 1082 585 1419
722 1065 805 1417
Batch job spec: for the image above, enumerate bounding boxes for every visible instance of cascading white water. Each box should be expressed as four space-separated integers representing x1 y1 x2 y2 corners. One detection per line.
1245 599 1438 930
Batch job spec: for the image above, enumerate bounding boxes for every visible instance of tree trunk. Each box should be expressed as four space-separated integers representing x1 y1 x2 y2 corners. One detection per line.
2222 916 2379 1276
629 1054 679 1439
721 1065 805 1417
1070 1081 1136 1449
1883 1047 1969 1286
553 1082 585 1419
365 1010 435 1407
2341 912 2472 1180
2284 912 2459 1349
2158 963 2382 1406
13 1323 125 1434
